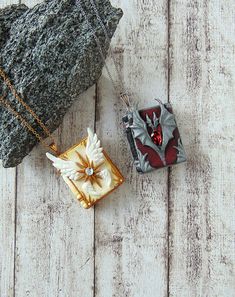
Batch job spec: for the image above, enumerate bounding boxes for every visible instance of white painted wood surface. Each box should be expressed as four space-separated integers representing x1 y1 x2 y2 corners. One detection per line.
169 1 235 296
0 0 234 297
0 1 18 296
95 1 169 296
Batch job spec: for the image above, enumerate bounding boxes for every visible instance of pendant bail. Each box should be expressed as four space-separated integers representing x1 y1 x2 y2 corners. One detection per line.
120 92 131 110
49 143 60 156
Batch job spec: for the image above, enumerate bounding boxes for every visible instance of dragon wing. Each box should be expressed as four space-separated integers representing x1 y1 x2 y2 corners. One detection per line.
130 110 160 153
86 128 104 165
158 100 176 150
46 153 81 181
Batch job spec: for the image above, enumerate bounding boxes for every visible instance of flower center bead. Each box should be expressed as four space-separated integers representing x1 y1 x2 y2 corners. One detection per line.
85 167 94 176
151 125 163 146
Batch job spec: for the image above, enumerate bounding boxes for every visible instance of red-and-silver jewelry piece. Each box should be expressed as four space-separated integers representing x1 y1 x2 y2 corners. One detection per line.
77 1 186 173
123 100 186 173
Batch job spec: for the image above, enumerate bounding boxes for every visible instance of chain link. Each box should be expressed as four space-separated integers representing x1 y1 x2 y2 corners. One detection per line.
76 0 131 109
0 0 131 155
0 68 59 154
0 95 52 152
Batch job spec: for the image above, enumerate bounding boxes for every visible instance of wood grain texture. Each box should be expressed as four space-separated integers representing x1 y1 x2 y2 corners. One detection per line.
0 0 234 296
0 1 18 296
95 1 169 296
12 1 95 296
169 0 235 296
14 91 95 297
0 164 16 297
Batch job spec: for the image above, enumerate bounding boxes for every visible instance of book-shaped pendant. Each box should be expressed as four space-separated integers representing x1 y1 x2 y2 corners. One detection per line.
46 128 124 209
123 100 186 173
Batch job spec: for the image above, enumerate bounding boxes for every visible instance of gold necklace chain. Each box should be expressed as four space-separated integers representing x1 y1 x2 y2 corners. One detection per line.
0 67 59 155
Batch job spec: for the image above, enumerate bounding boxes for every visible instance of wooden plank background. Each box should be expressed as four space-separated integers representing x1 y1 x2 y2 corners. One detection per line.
0 0 234 296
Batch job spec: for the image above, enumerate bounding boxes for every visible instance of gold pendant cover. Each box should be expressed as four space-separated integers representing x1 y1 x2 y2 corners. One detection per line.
46 128 124 209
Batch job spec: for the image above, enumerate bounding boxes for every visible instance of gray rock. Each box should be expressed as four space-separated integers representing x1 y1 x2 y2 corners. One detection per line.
0 0 122 167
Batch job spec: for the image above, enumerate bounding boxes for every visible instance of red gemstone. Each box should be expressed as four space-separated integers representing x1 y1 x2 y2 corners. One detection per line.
151 125 163 146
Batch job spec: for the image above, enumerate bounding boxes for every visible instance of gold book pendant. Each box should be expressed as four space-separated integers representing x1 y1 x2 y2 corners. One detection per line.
46 128 124 209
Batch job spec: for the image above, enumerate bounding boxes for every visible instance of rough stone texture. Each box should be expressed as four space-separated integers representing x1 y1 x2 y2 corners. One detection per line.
0 0 122 167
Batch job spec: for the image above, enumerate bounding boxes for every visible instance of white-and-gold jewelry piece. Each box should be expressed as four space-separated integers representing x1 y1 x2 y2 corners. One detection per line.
46 128 124 209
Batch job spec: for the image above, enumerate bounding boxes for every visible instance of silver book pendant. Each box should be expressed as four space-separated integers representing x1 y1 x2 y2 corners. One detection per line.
123 100 186 173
